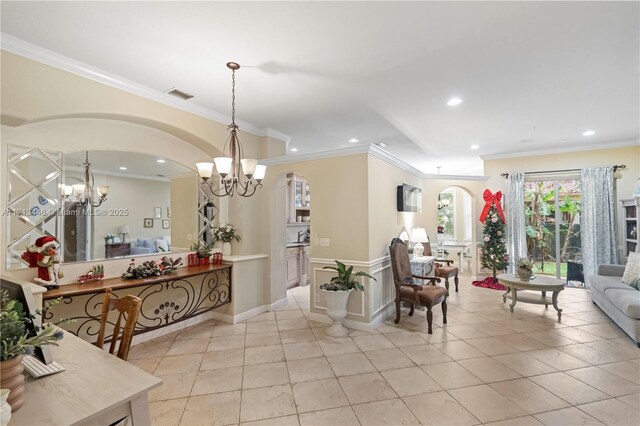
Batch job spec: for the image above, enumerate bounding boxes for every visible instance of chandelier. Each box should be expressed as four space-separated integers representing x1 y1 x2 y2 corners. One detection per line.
437 193 450 210
61 151 109 207
196 62 266 197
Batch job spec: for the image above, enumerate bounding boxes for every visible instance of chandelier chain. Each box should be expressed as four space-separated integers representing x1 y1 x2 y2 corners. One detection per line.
231 68 236 127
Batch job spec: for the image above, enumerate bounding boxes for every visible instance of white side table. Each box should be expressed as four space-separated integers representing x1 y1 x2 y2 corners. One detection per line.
410 256 435 284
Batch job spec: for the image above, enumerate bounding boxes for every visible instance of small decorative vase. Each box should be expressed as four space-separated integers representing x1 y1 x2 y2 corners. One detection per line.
322 289 353 337
107 238 113 245
0 356 25 412
222 242 232 256
517 267 533 281
0 389 11 426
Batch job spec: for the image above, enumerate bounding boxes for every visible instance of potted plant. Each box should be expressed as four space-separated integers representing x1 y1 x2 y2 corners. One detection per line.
212 224 241 256
320 260 376 337
104 233 115 245
0 290 65 411
190 241 215 265
516 257 534 281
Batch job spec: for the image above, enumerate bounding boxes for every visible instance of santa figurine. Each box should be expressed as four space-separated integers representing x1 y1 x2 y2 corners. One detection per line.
21 236 63 290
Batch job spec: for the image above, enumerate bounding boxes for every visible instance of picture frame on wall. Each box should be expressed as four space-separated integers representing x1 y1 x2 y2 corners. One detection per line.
154 207 162 219
162 219 171 229
144 218 154 228
167 207 171 218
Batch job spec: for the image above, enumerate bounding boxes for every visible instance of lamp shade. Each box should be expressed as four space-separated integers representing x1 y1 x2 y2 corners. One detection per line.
196 162 214 180
253 164 267 181
213 157 233 177
97 185 109 197
72 184 85 196
410 227 428 243
119 225 130 235
240 158 258 177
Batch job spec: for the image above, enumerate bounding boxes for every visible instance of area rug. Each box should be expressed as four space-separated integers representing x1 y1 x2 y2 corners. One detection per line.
472 277 507 291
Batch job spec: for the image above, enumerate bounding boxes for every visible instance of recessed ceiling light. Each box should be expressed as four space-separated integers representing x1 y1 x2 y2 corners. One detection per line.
290 148 298 152
582 130 596 136
446 97 463 106
376 142 388 148
348 138 359 143
157 159 166 163
469 144 480 150
119 166 127 170
560 138 567 143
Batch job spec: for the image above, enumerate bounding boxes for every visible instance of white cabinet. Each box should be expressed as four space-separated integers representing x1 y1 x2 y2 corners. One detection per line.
287 173 310 223
286 247 300 288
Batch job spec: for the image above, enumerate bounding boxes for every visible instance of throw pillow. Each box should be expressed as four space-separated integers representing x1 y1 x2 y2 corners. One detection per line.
630 277 640 291
621 252 640 284
156 238 169 253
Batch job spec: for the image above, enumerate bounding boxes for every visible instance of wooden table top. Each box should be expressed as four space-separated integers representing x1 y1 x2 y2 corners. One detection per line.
44 263 232 299
497 273 565 290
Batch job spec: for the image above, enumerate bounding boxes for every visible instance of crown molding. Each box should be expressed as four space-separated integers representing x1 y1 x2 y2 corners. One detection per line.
261 144 488 181
1 33 291 143
481 138 639 161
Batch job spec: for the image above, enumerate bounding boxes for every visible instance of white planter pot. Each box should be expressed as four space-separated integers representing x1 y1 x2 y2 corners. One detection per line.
222 242 232 256
322 288 353 337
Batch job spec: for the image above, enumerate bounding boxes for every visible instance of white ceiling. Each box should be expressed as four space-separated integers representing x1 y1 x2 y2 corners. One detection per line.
2 2 638 175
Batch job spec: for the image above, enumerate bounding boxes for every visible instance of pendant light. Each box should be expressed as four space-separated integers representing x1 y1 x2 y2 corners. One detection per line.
61 151 109 207
196 62 266 197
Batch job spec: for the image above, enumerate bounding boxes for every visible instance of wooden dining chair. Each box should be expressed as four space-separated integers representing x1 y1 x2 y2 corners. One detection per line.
95 288 142 361
389 238 447 333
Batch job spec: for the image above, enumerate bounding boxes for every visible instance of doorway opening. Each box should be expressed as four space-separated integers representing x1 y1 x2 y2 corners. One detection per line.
524 178 583 287
436 186 473 274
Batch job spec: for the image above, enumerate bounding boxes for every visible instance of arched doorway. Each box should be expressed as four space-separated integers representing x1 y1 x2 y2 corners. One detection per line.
436 186 474 274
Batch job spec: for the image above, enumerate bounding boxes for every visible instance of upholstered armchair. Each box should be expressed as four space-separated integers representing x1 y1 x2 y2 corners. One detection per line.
389 238 447 334
424 242 459 293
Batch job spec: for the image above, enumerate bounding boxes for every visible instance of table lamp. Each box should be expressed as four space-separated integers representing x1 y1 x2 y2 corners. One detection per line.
119 225 130 242
410 227 429 257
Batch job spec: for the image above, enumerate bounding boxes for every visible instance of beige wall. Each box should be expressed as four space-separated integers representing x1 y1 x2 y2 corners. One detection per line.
1 51 284 158
484 145 640 257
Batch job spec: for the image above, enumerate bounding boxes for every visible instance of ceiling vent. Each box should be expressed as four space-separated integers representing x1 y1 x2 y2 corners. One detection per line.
164 87 194 100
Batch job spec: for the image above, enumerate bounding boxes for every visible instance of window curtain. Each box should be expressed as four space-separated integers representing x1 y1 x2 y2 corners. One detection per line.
581 167 618 282
506 172 527 273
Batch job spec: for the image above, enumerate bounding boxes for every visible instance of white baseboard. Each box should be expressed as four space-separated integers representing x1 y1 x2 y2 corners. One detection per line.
131 311 215 345
270 297 288 311
211 297 288 324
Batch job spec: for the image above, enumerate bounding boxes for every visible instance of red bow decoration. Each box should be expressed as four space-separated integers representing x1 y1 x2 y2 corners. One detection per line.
479 189 505 223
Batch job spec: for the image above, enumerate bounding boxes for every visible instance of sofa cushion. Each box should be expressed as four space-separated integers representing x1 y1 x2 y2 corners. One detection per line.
589 275 631 293
605 289 640 319
622 252 640 284
631 277 640 291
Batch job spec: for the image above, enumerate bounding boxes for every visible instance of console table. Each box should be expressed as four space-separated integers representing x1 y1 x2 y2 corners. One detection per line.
11 330 161 425
44 263 232 343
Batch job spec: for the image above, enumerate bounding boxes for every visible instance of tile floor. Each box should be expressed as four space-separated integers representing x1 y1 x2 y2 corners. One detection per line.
128 276 640 426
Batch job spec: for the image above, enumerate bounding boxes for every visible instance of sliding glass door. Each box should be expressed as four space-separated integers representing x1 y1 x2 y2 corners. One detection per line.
524 178 583 287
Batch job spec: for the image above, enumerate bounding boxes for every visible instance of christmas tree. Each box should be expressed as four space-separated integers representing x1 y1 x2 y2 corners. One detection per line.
480 204 508 278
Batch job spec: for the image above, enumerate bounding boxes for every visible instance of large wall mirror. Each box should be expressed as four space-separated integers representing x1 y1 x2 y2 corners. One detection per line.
6 146 195 268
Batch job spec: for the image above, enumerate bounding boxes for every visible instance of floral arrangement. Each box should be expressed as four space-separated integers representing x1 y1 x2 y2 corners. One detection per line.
212 224 241 243
516 257 534 271
104 233 116 241
121 257 183 280
0 290 65 361
190 241 215 259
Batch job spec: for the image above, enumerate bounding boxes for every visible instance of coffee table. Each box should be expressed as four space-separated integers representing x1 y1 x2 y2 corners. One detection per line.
497 273 565 318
